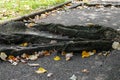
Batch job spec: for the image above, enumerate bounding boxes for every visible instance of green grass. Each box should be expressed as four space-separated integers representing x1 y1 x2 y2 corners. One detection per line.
0 0 68 21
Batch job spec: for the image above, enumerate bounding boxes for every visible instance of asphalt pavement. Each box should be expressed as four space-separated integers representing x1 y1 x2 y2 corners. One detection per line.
0 2 120 80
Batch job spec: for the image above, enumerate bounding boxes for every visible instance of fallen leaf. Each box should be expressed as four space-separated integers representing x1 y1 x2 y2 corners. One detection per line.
34 52 40 57
93 50 96 53
70 74 77 80
38 51 44 56
112 41 120 50
20 59 27 63
45 12 50 16
27 23 35 28
47 73 53 78
43 50 51 56
40 14 47 18
0 52 7 61
61 51 66 56
103 51 110 56
28 63 40 67
21 53 29 59
88 52 94 56
8 55 16 61
82 51 90 58
65 52 73 61
28 54 38 60
54 56 61 61
98 53 102 56
8 59 14 63
34 15 40 21
86 23 94 27
66 3 72 6
20 42 28 47
35 67 47 74
81 69 89 73
11 62 18 66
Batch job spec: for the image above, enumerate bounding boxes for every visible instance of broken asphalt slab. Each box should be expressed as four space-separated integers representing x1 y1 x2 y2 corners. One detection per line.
0 1 120 80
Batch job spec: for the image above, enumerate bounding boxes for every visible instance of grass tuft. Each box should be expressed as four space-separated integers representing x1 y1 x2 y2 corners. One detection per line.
0 0 68 21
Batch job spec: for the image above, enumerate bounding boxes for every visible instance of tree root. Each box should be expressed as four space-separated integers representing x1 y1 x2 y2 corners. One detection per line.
0 21 119 55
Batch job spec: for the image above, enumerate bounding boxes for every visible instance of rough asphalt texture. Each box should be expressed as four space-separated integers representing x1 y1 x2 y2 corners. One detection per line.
36 7 120 30
0 3 120 80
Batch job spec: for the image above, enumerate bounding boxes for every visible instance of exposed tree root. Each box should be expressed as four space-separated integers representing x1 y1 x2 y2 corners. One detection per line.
0 21 119 55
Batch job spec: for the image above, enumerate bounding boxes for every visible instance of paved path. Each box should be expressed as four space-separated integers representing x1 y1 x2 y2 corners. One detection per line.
36 7 120 30
0 2 120 80
0 50 120 80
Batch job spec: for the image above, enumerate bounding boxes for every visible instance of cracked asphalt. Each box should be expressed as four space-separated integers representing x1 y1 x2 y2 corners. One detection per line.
0 2 120 80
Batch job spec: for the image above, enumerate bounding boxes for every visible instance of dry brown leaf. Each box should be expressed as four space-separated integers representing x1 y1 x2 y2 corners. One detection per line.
61 51 66 56
21 53 29 59
42 50 51 56
81 69 89 73
93 50 96 53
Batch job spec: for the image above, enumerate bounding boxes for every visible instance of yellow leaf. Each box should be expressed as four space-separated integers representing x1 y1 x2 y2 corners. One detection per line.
8 55 15 60
35 67 47 74
82 51 90 58
54 56 61 61
20 42 28 47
